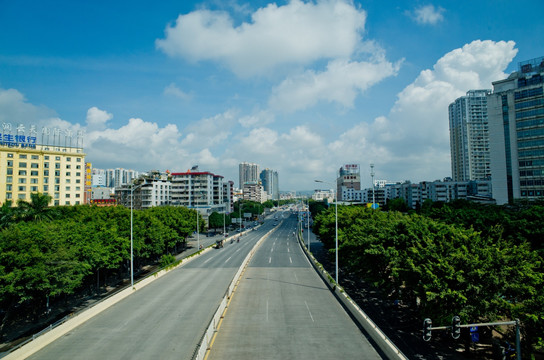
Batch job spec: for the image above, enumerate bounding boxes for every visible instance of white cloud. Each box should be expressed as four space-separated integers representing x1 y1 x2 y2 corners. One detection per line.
366 40 518 182
163 83 193 101
269 58 400 112
410 5 445 25
238 109 275 128
156 0 366 77
86 106 112 130
181 109 237 147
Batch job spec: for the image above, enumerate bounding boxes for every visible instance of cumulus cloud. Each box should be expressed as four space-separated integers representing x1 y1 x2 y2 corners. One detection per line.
366 40 518 182
238 110 275 128
269 58 400 112
409 5 445 25
86 107 112 130
156 0 366 77
181 109 237 147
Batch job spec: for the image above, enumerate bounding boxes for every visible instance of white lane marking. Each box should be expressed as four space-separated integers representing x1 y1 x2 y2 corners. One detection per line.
225 256 232 263
236 248 241 252
305 301 315 322
269 257 272 263
287 248 290 253
289 257 292 264
266 300 269 322
204 257 214 264
294 273 298 281
271 248 273 252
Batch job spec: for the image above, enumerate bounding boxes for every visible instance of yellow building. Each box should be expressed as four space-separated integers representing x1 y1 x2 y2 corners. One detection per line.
0 145 86 206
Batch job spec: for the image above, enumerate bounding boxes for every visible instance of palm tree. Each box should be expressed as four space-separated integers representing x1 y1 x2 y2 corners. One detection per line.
17 192 53 222
0 200 15 229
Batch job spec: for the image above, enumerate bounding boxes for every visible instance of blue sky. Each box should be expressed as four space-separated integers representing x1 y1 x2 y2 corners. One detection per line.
1 0 543 191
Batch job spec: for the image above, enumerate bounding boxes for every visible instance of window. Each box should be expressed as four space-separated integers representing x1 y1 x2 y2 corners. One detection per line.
54 170 60 176
18 170 27 176
43 174 49 181
7 160 13 166
18 186 26 191
76 179 81 184
7 153 13 158
55 163 60 169
54 200 59 205
55 156 60 161
18 178 26 184
44 156 49 160
66 165 71 169
31 171 38 176
19 162 27 168
6 176 12 183
66 179 71 183
31 178 38 184
6 168 13 175
19 154 27 159
31 186 38 192
76 165 81 169
67 157 71 162
76 193 80 198
76 158 81 162
18 194 26 200
55 178 60 184
76 172 80 177
66 172 71 176
31 155 39 160
66 194 70 198
31 163 39 168
66 186 71 191
6 185 12 191
6 193 12 199
55 185 60 191
65 201 70 205
43 185 49 192
44 162 49 168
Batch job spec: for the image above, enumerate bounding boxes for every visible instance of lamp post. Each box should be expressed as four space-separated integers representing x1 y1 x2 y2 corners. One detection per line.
307 197 310 252
315 178 339 284
370 163 375 208
130 182 144 289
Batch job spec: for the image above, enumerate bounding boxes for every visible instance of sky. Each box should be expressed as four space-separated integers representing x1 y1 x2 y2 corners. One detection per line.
1 0 543 191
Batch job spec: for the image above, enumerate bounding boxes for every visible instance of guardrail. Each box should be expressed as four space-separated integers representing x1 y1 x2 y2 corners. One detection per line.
296 224 408 360
192 222 281 360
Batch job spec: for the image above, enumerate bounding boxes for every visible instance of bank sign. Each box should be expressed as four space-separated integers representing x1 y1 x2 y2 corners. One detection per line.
1 123 37 149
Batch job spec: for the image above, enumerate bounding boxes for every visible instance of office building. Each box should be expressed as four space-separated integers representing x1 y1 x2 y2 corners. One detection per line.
0 143 86 206
449 90 492 181
487 56 544 204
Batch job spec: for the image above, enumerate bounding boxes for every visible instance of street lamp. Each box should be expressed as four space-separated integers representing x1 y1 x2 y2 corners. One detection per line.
307 197 310 252
315 178 339 284
130 182 144 289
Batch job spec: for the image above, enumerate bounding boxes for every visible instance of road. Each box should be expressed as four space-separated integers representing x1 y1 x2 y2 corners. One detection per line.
207 213 383 360
27 215 280 360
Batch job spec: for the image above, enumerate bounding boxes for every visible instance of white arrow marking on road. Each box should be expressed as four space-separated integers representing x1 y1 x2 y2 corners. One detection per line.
305 301 315 322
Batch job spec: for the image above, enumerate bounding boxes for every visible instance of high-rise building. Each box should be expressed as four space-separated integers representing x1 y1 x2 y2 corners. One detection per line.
260 168 279 200
449 90 492 181
337 164 361 201
239 162 259 187
487 56 544 204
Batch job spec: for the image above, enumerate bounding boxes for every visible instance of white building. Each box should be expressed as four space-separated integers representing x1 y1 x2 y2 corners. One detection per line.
449 90 492 182
239 162 259 188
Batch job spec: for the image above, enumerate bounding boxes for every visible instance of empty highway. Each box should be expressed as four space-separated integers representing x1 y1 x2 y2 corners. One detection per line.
208 213 382 359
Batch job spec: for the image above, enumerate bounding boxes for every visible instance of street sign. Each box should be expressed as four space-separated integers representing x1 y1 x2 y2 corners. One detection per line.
470 326 479 343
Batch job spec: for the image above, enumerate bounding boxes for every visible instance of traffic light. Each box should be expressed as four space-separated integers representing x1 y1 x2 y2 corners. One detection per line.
452 316 461 339
423 318 432 341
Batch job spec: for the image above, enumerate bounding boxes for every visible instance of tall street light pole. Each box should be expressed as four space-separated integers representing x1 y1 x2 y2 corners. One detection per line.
307 197 310 252
130 182 144 289
315 178 339 284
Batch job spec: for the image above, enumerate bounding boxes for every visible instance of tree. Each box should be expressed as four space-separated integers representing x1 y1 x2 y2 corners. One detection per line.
16 192 53 222
208 212 225 230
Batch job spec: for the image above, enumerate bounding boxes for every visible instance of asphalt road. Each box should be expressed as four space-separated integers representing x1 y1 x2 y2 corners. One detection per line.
28 214 282 360
207 214 383 360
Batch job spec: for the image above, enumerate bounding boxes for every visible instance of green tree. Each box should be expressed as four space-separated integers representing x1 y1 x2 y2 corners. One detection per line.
208 211 225 230
16 192 54 222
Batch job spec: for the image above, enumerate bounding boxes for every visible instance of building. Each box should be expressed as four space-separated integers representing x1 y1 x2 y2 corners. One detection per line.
337 164 361 201
115 171 171 210
239 162 259 188
223 180 234 213
0 140 86 206
449 90 492 181
487 56 544 204
260 168 279 200
242 182 266 203
312 189 335 203
170 167 226 218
